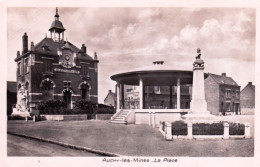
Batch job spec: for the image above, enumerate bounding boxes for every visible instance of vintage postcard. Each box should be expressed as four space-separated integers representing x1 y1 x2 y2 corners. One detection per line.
1 0 259 167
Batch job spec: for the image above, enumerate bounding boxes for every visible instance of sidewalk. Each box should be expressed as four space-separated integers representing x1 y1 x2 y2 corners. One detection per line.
7 120 254 157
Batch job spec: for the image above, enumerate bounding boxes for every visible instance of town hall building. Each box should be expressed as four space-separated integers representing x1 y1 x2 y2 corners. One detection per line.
14 8 99 115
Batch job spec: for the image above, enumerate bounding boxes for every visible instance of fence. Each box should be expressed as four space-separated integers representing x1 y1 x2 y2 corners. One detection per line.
159 121 251 140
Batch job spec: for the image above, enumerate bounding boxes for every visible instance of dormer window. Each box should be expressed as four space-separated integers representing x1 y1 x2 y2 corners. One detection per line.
42 43 49 51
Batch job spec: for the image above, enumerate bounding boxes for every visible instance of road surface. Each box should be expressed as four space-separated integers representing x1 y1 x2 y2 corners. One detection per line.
7 134 100 156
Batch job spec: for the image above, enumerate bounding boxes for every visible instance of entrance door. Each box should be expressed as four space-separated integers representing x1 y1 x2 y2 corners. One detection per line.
63 91 72 109
234 103 239 115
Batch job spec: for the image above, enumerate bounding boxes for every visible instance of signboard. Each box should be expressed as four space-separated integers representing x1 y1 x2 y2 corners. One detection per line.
54 68 80 74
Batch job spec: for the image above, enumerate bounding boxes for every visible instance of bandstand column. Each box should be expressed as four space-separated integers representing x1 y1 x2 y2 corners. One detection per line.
139 77 143 109
169 85 173 109
120 84 124 109
177 78 181 109
116 84 120 109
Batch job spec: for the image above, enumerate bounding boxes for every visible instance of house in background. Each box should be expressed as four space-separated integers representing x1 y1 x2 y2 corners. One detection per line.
7 81 17 115
104 90 116 107
205 73 240 116
240 82 255 115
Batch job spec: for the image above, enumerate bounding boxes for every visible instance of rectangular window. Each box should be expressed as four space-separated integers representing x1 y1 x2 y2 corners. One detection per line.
64 81 71 88
235 91 239 98
226 102 231 111
226 89 231 98
44 60 52 73
18 62 22 76
24 58 29 73
81 65 89 75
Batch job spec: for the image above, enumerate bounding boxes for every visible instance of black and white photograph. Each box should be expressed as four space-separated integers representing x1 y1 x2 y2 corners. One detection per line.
1 0 259 167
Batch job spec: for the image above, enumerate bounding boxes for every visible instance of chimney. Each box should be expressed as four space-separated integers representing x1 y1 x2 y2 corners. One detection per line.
94 52 98 60
22 32 28 54
31 41 35 51
81 44 87 53
17 51 20 58
221 73 226 77
109 90 112 93
248 82 252 85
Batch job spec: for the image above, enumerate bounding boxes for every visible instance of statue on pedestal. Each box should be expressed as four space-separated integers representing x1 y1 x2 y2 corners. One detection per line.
196 48 201 59
193 48 204 69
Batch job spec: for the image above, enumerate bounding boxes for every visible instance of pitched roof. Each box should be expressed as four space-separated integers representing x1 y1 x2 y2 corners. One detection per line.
104 91 116 102
241 82 255 93
7 81 17 93
34 37 94 61
208 73 239 86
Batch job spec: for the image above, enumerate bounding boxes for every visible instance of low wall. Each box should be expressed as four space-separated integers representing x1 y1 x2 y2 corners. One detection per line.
95 114 113 120
135 109 187 127
41 115 89 121
241 108 255 115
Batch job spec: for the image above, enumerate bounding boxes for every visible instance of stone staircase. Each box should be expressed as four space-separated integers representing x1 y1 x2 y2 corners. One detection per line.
110 110 132 124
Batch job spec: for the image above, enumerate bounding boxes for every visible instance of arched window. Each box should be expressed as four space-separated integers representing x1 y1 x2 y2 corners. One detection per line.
41 79 54 101
79 82 90 101
81 85 89 100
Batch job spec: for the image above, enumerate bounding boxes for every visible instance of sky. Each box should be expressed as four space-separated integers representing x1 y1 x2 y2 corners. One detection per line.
7 7 255 103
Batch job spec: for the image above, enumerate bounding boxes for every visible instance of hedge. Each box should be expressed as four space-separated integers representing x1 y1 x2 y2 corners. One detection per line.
192 123 224 135
171 121 188 135
37 100 115 115
229 123 245 135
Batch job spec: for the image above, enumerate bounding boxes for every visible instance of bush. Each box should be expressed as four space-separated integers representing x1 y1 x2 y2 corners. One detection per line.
37 99 115 116
172 121 187 135
193 123 224 135
229 123 245 135
38 100 66 115
73 100 97 114
96 104 116 114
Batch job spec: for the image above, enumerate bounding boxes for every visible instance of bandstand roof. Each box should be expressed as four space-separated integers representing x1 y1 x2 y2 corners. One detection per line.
111 61 201 86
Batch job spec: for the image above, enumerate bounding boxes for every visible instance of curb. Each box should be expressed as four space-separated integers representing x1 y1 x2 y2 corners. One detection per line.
7 131 121 157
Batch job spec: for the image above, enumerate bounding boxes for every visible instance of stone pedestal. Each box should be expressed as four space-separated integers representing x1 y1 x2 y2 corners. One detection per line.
182 57 216 121
190 59 208 114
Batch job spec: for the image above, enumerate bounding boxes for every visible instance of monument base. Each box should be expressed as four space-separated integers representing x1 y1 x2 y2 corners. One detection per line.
181 112 219 123
11 108 30 117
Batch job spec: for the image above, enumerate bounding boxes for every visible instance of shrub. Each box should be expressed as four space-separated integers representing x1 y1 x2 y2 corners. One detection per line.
229 123 245 135
38 99 115 116
96 104 116 114
38 100 66 115
193 123 224 135
172 121 188 135
73 100 97 114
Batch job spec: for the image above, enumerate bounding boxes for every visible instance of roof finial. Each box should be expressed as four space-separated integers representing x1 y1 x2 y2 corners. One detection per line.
55 7 59 19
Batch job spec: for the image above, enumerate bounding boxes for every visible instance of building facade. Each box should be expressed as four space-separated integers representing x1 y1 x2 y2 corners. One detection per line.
205 73 240 115
240 82 255 115
104 90 116 107
15 8 99 114
7 81 17 115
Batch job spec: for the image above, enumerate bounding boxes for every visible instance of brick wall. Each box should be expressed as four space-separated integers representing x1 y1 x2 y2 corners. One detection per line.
205 75 220 115
240 85 255 108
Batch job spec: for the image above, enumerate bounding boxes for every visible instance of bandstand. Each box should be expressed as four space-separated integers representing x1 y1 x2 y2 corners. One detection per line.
110 60 206 125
